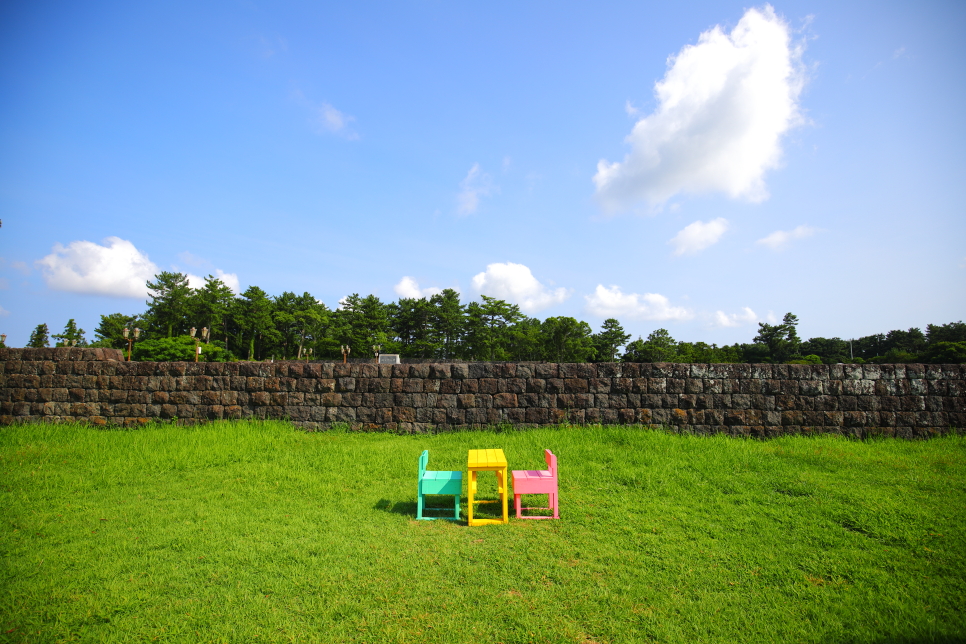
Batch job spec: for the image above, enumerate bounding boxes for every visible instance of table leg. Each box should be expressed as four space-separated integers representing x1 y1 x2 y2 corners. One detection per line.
500 467 508 523
468 470 476 525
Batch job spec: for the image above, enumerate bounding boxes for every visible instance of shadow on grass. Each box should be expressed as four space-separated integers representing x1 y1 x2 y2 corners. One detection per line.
374 498 413 516
374 498 469 521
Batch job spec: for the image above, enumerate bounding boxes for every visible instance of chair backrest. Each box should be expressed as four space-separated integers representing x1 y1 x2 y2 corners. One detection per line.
544 449 557 478
419 450 429 477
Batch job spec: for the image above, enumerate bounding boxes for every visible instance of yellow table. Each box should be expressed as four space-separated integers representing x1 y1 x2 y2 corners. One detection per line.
467 449 509 526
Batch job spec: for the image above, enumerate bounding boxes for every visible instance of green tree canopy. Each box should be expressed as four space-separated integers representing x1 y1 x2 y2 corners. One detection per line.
51 319 87 347
235 285 280 360
272 291 329 359
92 313 141 349
622 328 680 363
926 321 966 345
798 337 849 364
752 313 801 363
192 275 235 346
920 341 966 364
540 316 596 363
133 335 232 362
430 289 466 360
591 318 631 362
464 296 524 360
27 323 50 348
145 271 193 338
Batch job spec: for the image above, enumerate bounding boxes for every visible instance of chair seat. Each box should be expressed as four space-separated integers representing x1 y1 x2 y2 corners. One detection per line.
511 469 556 495
421 470 462 495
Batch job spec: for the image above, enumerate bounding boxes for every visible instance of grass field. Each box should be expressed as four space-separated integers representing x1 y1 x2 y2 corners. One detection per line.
1 421 964 643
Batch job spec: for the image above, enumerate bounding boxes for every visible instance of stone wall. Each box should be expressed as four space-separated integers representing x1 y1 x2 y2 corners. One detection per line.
1 348 963 437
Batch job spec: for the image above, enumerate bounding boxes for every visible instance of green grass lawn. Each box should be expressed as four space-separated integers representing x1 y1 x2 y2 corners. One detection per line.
1 421 964 643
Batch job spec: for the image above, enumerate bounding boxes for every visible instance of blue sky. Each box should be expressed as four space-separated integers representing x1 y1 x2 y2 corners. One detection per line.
1 1 964 348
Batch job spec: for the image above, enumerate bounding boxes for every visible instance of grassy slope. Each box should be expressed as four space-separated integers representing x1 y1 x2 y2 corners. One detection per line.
1 422 964 643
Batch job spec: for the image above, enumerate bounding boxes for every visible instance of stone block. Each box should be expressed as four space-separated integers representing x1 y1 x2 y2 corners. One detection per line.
843 411 867 427
742 379 765 394
588 378 611 394
750 364 774 379
564 379 589 394
546 378 565 394
666 379 685 394
838 396 858 411
407 364 428 378
857 396 880 411
823 411 844 427
504 408 525 424
493 393 517 408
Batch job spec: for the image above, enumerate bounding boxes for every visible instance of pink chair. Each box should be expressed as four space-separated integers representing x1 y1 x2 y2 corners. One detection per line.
511 449 559 519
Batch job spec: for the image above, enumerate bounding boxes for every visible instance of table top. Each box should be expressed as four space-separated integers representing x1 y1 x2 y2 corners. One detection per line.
467 448 507 469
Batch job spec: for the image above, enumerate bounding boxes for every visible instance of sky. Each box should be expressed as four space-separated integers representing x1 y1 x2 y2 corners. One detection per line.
1 0 964 348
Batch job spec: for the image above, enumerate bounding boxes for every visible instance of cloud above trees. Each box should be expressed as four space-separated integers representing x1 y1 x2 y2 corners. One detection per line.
593 5 805 211
36 237 159 298
584 285 693 321
185 269 241 294
712 307 760 327
394 276 443 299
37 237 240 298
471 262 570 313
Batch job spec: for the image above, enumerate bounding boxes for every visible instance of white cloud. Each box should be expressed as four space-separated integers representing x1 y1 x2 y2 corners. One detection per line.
315 102 358 139
0 304 9 317
756 224 817 250
712 307 759 327
36 237 159 298
178 251 207 267
471 262 570 314
594 5 805 211
584 284 693 321
394 276 443 300
457 163 496 215
257 34 288 58
0 258 30 275
624 100 641 117
669 217 729 256
186 269 240 294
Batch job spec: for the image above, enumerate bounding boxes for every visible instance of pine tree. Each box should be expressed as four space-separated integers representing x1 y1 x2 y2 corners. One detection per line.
28 323 50 348
144 271 192 338
52 319 87 347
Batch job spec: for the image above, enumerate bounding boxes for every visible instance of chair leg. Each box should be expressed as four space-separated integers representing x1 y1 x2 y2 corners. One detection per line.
453 494 460 520
515 494 522 519
417 493 424 520
551 492 559 519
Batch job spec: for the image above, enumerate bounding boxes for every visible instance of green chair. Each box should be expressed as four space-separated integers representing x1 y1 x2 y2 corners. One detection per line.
417 450 462 520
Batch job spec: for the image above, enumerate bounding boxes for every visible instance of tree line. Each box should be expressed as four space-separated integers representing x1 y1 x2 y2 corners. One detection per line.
14 271 966 364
